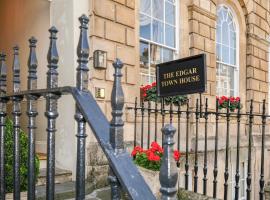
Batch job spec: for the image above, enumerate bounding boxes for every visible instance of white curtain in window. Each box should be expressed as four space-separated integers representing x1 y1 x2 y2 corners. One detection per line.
140 0 151 26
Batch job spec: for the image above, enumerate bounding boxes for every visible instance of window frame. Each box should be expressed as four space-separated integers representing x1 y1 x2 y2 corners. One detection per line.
139 0 179 85
216 4 240 97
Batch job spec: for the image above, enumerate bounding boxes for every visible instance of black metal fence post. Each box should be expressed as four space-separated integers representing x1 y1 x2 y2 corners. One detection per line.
75 14 89 200
134 97 138 147
0 53 7 200
194 99 199 193
224 101 230 200
12 46 22 200
213 98 219 198
185 100 190 190
159 124 178 200
45 27 60 200
203 98 208 195
259 100 266 200
27 37 39 200
108 59 125 200
234 100 241 200
246 100 253 200
147 101 151 148
141 100 145 148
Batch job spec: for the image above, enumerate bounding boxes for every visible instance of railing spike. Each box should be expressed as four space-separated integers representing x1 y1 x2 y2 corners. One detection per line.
0 53 7 200
45 26 60 199
12 45 22 200
27 36 39 200
160 124 178 200
75 14 89 200
108 59 125 199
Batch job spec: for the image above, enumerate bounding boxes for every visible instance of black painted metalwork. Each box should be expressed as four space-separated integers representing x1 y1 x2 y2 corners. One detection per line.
203 98 208 196
134 97 138 147
213 98 219 198
0 53 7 200
75 14 89 200
246 100 253 200
108 59 125 199
140 100 145 148
45 26 60 200
185 100 190 190
147 101 151 148
12 46 22 200
224 101 230 200
161 99 165 147
159 124 178 199
234 100 241 200
154 101 157 142
27 37 39 200
169 102 173 124
177 102 181 152
259 100 266 200
194 99 199 193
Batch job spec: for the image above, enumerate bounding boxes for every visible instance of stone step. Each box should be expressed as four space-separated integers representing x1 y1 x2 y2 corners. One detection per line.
37 153 47 169
37 168 72 186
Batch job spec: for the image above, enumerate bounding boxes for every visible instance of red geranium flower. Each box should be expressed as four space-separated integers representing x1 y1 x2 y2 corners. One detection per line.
151 82 157 87
173 150 181 161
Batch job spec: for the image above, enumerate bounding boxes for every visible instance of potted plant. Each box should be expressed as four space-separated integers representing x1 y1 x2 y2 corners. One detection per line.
131 142 180 196
140 82 188 106
216 96 241 112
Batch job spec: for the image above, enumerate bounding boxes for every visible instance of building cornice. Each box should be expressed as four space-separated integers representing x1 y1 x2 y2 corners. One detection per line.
188 4 217 21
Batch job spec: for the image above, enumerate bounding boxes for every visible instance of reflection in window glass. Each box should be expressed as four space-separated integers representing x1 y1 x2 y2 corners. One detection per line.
216 5 238 97
152 0 164 20
152 20 164 44
139 0 177 85
140 14 151 40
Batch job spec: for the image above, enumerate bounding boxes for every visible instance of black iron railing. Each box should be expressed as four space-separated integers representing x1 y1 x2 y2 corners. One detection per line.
128 97 269 200
0 14 180 200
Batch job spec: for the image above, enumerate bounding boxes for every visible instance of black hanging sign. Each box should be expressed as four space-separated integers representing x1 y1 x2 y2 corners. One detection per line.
156 54 207 97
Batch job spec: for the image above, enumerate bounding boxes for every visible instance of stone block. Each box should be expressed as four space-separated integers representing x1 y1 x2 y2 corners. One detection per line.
116 4 135 28
87 143 108 166
210 27 215 41
247 67 254 78
93 0 115 20
247 79 260 91
204 38 215 54
190 33 204 50
260 59 268 71
189 19 199 33
253 68 266 81
116 44 136 65
126 65 137 84
126 28 135 47
199 23 210 38
199 0 211 12
126 0 135 9
259 81 268 93
254 3 267 19
91 16 105 38
105 20 126 43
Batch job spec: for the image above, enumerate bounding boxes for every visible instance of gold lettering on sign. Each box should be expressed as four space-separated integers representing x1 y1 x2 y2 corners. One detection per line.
161 66 200 88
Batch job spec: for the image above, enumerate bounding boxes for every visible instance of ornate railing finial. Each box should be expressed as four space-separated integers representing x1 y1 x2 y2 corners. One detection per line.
77 14 89 91
0 53 7 94
47 26 59 88
110 58 124 151
160 124 178 200
13 45 20 92
28 37 38 90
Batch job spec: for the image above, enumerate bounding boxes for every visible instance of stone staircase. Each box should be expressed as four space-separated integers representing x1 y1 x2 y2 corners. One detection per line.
37 153 72 186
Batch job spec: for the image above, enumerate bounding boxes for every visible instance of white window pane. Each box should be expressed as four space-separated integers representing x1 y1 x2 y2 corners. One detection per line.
222 22 229 46
150 44 162 64
230 48 236 65
152 20 164 44
166 0 175 3
140 41 149 68
165 24 175 47
165 2 175 25
140 0 151 14
152 0 164 20
217 43 222 60
163 48 173 62
230 31 236 48
140 14 151 40
217 25 221 43
222 45 230 63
